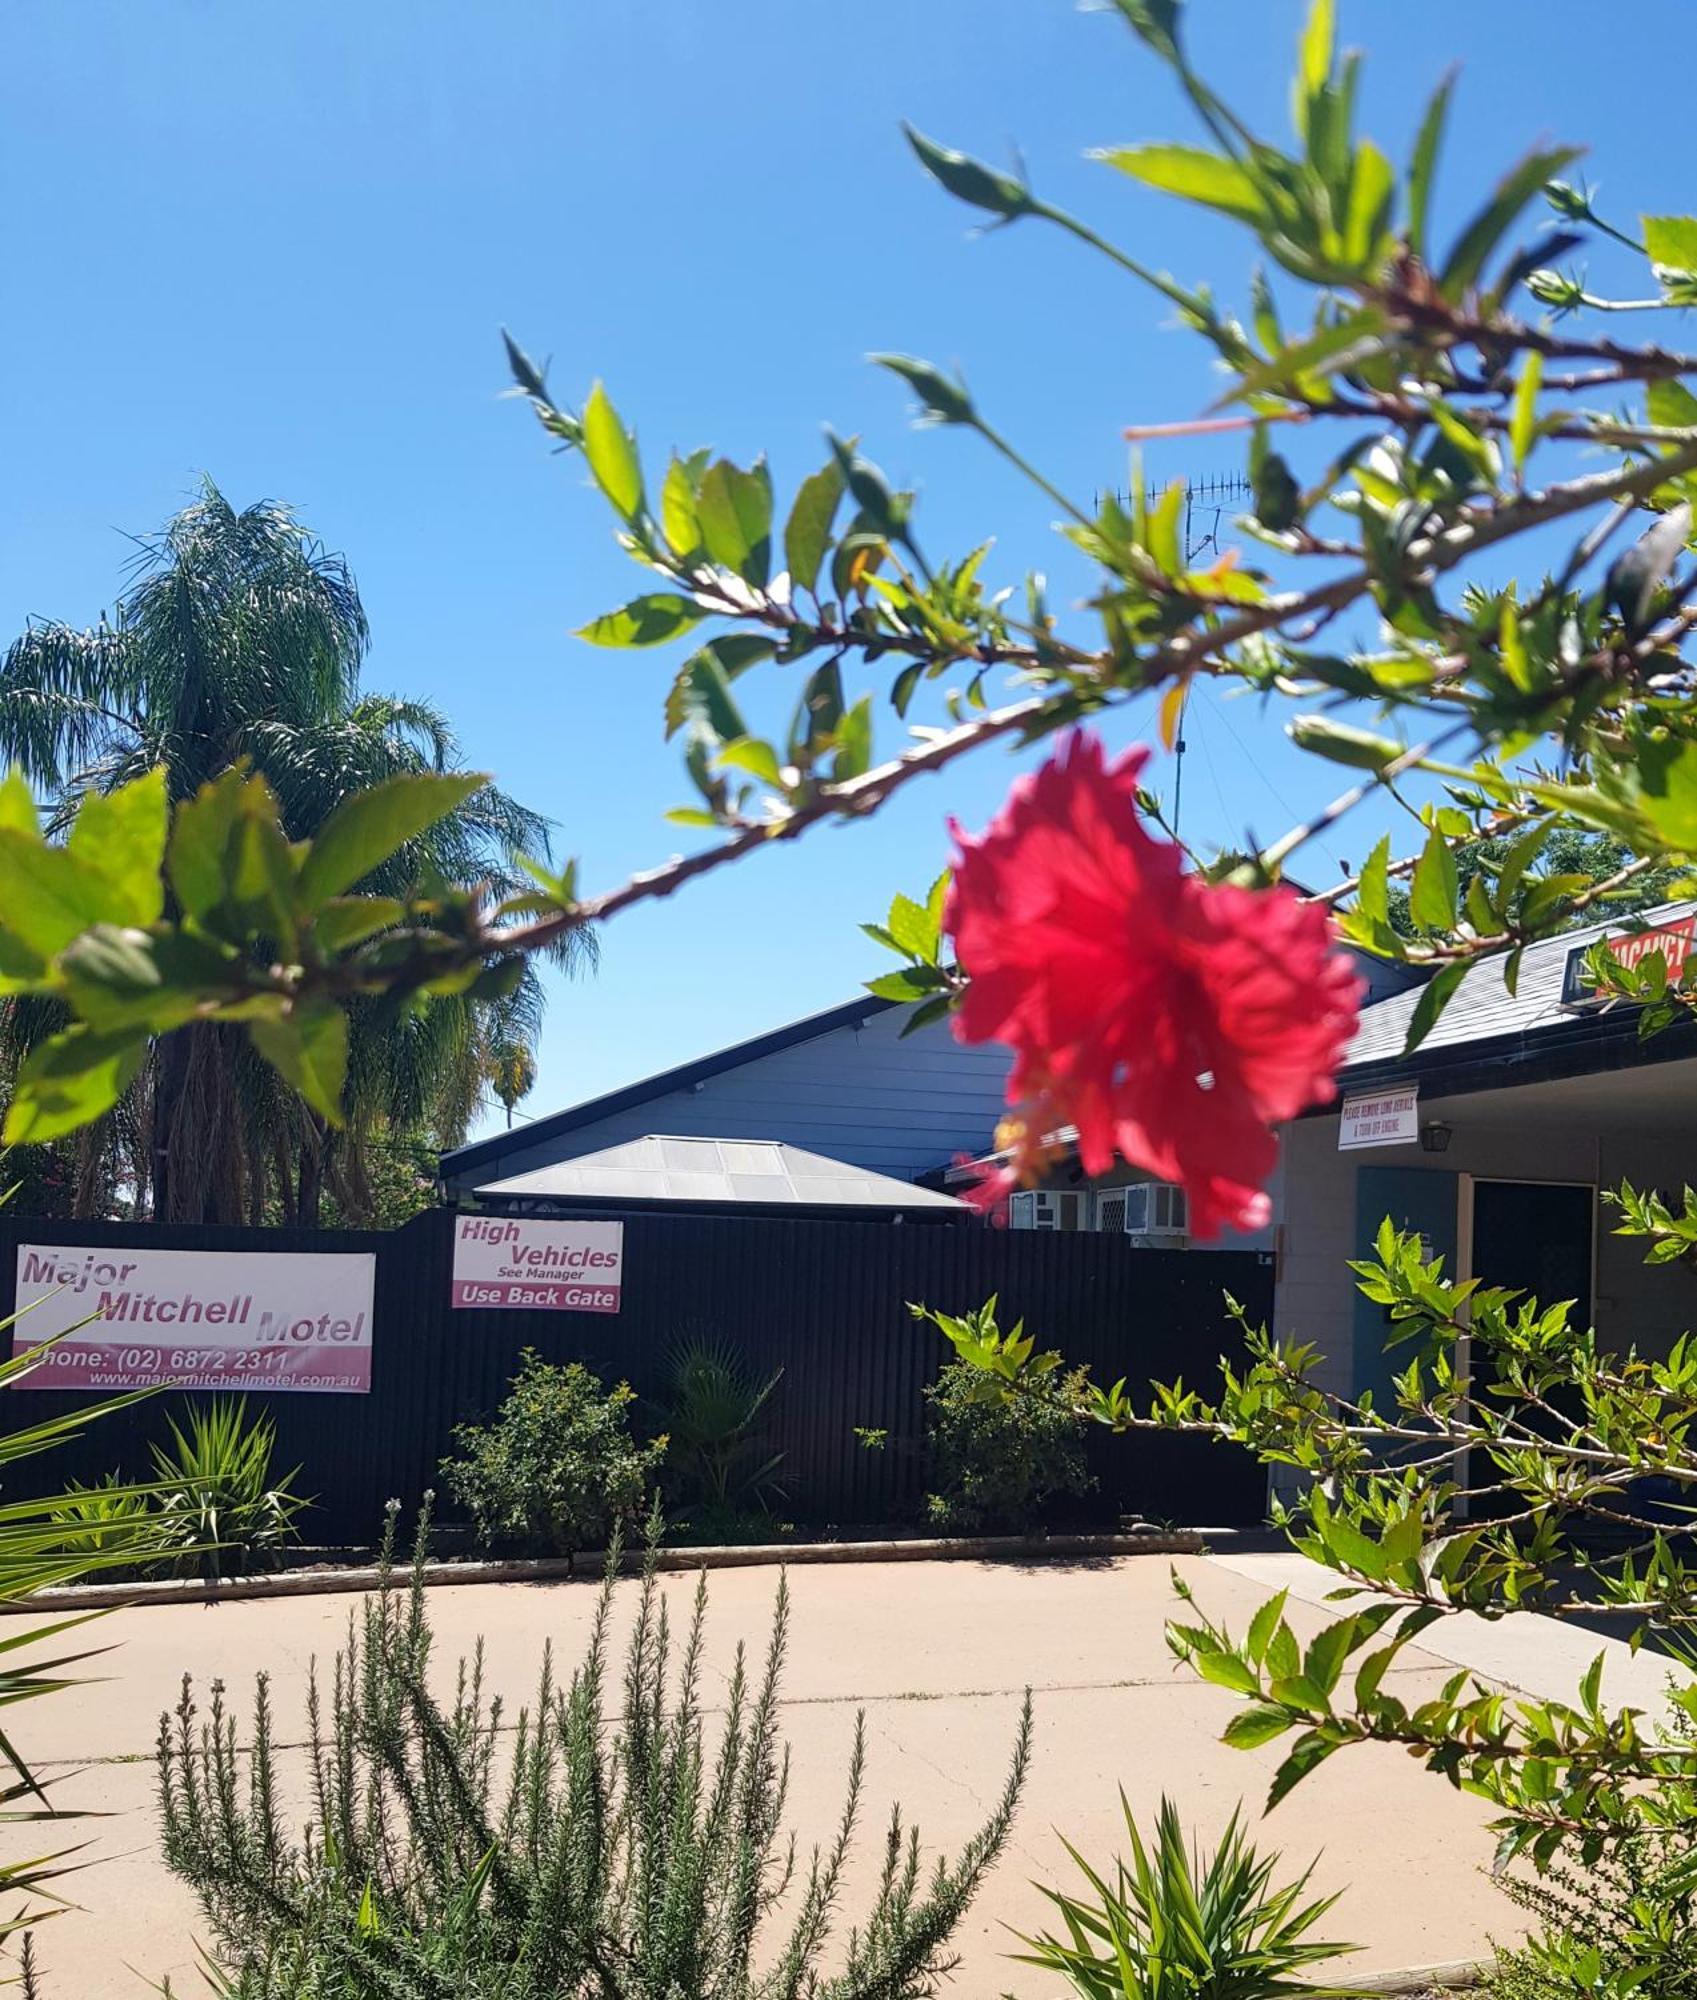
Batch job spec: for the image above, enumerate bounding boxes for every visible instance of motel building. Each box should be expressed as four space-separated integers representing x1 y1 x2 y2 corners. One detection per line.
1275 903 1697 1410
936 904 1697 1406
443 906 1697 1413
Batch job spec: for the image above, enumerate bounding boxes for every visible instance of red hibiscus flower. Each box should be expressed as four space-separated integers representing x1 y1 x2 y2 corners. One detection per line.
944 731 1362 1237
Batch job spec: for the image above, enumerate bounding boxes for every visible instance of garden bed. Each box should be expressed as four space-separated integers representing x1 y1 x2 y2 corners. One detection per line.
10 1521 1218 1611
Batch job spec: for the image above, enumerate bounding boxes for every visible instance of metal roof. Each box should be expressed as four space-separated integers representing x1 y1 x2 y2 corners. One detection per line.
1343 900 1697 1073
476 1134 968 1210
441 994 893 1178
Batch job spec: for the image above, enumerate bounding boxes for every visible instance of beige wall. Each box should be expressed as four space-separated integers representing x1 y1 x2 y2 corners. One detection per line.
1274 1065 1697 1400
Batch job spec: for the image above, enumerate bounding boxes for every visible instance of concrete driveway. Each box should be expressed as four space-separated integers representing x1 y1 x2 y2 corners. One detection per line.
12 1548 1669 1997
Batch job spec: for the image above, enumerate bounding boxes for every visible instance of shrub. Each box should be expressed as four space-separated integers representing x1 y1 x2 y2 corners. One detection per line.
149 1399 310 1581
923 1354 1093 1533
157 1505 1033 1999
663 1335 786 1537
440 1348 664 1558
1487 1822 1697 2000
1012 1793 1359 2000
49 1471 158 1569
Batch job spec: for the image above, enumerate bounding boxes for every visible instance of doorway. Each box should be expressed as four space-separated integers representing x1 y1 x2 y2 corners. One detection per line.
1467 1178 1595 1317
1462 1177 1596 1517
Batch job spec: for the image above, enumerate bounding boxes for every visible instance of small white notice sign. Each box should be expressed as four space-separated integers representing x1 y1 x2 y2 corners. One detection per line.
1338 1086 1420 1151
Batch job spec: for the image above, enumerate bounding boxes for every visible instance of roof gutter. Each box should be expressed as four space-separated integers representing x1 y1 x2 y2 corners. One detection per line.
1314 1005 1697 1114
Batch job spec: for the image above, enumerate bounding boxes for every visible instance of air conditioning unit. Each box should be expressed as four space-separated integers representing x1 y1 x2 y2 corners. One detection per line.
1007 1190 1089 1231
1116 1181 1188 1240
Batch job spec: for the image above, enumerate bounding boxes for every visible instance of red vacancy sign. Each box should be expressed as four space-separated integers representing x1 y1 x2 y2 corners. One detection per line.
451 1217 624 1313
1561 914 1697 1008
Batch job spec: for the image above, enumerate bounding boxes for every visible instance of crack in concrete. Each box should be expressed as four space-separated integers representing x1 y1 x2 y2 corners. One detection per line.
49 1659 1437 1772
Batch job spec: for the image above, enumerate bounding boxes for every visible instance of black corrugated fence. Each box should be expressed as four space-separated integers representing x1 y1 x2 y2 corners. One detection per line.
0 1209 1270 1541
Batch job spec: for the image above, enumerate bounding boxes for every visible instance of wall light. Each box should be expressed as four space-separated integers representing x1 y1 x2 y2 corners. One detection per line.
1420 1121 1453 1154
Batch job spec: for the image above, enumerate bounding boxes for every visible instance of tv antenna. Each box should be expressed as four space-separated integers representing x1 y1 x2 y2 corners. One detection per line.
1134 473 1254 841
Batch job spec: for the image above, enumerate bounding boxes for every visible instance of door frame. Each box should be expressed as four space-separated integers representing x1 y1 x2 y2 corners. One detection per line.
1454 1173 1598 1518
1457 1174 1599 1325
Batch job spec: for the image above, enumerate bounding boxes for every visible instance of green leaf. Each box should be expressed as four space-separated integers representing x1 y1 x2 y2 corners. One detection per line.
1342 140 1395 268
249 1001 349 1124
1440 146 1582 297
312 897 406 952
4 1027 147 1144
1222 1706 1292 1750
1246 1589 1290 1664
1509 353 1543 471
1405 71 1455 259
1192 1649 1260 1696
660 456 703 558
577 593 706 649
1410 827 1460 930
1403 961 1467 1054
1497 598 1537 694
1287 715 1403 772
1633 736 1697 850
1428 401 1497 484
1645 215 1697 278
1296 0 1334 113
902 124 1033 219
1220 306 1386 407
866 969 945 1003
0 829 136 960
717 738 786 788
65 768 168 926
896 992 955 1037
1304 1614 1361 1691
783 458 846 596
1265 1729 1340 1811
666 651 749 745
1147 480 1186 577
168 768 250 922
885 892 941 962
1648 378 1697 434
1357 835 1391 926
0 768 38 836
297 772 483 906
1095 143 1265 224
581 380 644 521
226 796 301 942
663 636 775 740
792 658 845 759
831 694 874 783
696 458 773 586
58 925 226 1034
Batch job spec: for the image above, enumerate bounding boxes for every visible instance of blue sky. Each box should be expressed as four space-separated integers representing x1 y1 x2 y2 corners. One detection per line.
3 1 1689 1137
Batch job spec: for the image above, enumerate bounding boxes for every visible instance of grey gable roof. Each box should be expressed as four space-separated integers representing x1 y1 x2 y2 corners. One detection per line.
1342 900 1697 1082
478 1135 966 1210
441 993 895 1178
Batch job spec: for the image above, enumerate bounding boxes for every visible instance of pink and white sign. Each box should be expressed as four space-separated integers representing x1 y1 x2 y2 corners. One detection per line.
11 1244 375 1393
451 1217 624 1313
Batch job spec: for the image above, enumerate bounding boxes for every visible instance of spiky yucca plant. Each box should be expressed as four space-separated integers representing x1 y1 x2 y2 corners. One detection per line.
157 1504 1031 1998
1011 1794 1361 2000
149 1398 309 1580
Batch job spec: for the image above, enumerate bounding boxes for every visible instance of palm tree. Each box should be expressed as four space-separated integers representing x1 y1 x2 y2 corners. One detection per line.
240 690 585 1225
0 481 584 1223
